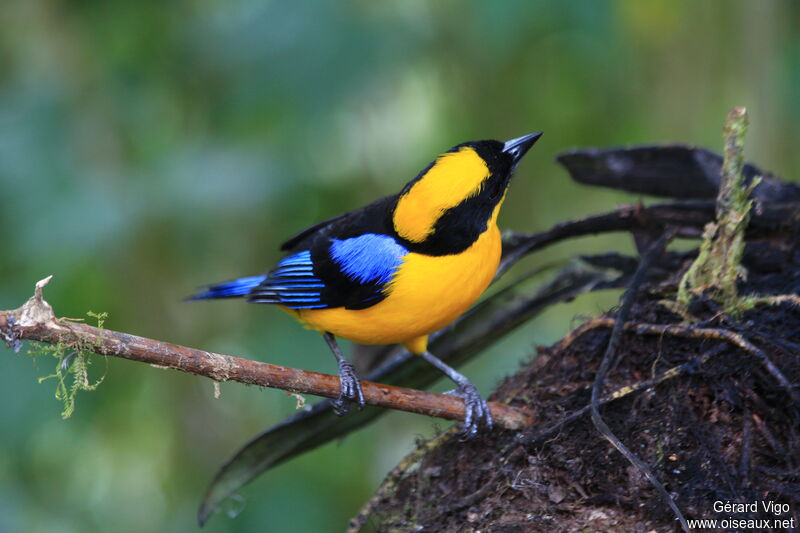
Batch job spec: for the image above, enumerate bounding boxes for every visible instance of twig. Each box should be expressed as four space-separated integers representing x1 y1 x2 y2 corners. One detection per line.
0 277 533 430
525 344 728 446
499 202 709 275
559 318 799 405
740 404 752 485
588 230 690 533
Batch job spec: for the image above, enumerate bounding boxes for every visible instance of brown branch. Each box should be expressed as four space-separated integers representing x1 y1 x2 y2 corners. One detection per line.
0 277 533 430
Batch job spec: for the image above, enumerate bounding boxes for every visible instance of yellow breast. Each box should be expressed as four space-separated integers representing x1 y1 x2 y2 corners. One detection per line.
291 221 502 352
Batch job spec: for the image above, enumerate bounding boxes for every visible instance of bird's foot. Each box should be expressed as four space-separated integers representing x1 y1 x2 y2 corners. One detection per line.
1 314 22 353
446 382 493 439
333 359 365 415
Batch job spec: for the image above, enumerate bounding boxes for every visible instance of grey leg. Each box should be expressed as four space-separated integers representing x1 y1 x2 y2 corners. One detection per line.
323 332 365 415
420 351 493 438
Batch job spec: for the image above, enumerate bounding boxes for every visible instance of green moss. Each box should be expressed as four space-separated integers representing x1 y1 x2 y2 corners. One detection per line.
30 311 109 419
674 107 760 317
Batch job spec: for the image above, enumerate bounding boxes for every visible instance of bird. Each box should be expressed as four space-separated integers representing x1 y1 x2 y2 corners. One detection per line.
190 132 542 437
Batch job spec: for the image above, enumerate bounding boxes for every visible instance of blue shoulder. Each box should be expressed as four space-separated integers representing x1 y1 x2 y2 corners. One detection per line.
329 233 408 285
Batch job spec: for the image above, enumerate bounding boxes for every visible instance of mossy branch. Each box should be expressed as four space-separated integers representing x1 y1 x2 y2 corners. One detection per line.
675 107 761 316
27 310 108 418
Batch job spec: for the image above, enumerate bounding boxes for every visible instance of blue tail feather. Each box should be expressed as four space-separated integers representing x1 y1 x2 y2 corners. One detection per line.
189 275 266 300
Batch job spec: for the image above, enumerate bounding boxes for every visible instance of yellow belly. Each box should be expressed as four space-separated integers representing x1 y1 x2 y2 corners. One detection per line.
290 223 501 352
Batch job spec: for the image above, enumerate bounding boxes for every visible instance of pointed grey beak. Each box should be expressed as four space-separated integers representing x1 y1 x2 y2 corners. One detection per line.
503 132 542 166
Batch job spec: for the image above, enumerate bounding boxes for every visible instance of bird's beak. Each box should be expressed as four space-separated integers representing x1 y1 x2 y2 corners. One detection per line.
503 132 542 168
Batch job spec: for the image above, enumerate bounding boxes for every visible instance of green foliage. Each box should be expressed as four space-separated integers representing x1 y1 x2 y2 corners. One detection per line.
32 311 108 419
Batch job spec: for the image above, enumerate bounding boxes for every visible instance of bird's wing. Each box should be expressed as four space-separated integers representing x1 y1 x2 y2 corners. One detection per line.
279 213 349 252
249 233 408 310
247 251 329 309
278 195 396 252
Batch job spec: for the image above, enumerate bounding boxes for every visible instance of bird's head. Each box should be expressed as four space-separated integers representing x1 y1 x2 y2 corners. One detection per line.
392 132 542 255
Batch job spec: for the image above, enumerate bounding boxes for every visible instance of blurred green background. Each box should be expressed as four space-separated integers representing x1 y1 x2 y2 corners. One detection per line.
1 1 798 532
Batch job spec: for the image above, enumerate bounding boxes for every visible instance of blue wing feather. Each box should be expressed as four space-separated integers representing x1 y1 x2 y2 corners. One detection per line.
249 251 327 309
248 234 407 310
190 275 267 300
329 234 407 285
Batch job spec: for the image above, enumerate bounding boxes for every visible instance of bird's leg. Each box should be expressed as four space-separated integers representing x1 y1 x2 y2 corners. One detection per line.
323 332 365 415
420 351 493 439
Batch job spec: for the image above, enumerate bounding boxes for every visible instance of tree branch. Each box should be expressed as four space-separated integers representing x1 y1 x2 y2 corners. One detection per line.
499 200 800 277
0 277 533 431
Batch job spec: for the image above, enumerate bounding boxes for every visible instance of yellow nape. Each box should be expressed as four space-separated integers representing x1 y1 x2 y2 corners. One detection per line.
291 203 503 351
393 146 490 243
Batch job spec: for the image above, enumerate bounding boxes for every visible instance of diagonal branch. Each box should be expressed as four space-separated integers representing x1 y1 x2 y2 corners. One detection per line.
0 277 533 431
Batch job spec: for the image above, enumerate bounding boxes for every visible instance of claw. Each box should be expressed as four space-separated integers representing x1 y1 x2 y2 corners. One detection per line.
420 350 493 439
323 332 365 416
1 314 23 353
452 382 493 440
332 359 365 416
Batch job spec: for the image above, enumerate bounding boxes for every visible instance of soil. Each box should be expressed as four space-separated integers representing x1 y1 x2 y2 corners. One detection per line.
355 241 800 532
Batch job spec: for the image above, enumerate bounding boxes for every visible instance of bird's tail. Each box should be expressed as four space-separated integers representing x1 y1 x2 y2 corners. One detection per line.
188 275 266 300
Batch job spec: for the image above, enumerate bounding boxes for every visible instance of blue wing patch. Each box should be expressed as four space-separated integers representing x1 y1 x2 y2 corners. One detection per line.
329 234 408 285
248 251 327 309
248 234 407 310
